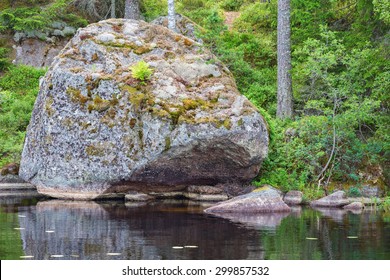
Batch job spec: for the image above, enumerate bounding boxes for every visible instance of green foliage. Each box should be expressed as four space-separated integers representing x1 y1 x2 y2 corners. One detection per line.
0 47 11 72
0 1 87 33
0 65 46 166
381 196 390 212
373 0 390 24
141 0 167 21
130 61 153 82
348 186 362 197
220 0 244 11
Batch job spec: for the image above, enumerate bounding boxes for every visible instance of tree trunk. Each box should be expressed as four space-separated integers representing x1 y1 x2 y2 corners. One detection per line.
124 0 140 20
168 0 176 30
276 0 293 119
111 0 116 18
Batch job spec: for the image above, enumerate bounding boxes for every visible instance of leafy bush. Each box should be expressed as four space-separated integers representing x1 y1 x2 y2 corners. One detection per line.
0 65 46 167
130 61 153 82
348 186 362 197
221 0 244 11
0 47 10 72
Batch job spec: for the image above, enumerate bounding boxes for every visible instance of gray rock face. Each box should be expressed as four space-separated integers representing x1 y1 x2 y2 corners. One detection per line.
204 186 291 213
283 190 303 205
361 185 384 198
310 191 349 208
19 19 269 200
13 38 68 67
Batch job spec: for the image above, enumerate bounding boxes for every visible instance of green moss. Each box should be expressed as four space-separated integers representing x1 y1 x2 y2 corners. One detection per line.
129 93 146 109
66 87 89 106
89 95 110 112
138 130 144 150
164 136 171 151
223 118 232 130
85 144 106 157
238 118 244 126
129 118 137 128
45 96 54 116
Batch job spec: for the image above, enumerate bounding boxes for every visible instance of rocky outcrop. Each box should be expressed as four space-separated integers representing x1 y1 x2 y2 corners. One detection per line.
310 191 349 208
19 19 269 200
283 190 303 205
13 38 68 68
204 186 290 213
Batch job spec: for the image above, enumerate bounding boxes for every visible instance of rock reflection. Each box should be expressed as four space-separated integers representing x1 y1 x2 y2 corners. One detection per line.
17 199 264 260
205 212 291 230
312 207 347 223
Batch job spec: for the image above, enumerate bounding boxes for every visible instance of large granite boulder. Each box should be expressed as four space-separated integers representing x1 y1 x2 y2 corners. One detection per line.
310 191 349 208
204 186 291 213
19 19 269 200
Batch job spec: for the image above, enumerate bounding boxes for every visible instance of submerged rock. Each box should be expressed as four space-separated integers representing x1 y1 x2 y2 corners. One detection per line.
19 19 269 200
204 186 291 213
310 191 349 208
283 190 303 205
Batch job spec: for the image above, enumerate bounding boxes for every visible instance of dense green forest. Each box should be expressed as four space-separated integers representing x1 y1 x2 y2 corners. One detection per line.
0 0 388 199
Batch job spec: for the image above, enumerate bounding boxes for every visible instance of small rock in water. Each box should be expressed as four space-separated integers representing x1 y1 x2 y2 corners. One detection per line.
310 191 349 208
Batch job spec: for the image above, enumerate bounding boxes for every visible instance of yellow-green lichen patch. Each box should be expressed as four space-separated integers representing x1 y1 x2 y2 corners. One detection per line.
164 136 171 151
61 117 73 129
66 87 89 106
45 96 55 116
89 96 111 112
223 118 232 130
93 38 152 55
85 142 112 157
129 118 137 128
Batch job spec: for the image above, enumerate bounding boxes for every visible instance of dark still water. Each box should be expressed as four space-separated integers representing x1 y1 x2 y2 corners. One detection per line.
1 197 389 260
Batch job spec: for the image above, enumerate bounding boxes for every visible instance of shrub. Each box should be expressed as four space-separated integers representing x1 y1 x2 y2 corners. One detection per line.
0 65 46 167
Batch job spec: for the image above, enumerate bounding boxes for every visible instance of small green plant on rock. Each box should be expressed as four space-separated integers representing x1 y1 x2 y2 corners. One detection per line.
130 60 153 83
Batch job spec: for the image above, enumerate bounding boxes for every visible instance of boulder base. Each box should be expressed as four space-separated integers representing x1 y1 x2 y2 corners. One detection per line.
19 19 269 200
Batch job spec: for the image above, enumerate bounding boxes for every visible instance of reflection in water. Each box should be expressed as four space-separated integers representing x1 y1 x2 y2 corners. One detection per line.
0 197 389 260
13 199 265 260
205 212 291 230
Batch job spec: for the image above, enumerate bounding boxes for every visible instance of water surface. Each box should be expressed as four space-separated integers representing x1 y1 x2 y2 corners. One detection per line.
1 197 389 260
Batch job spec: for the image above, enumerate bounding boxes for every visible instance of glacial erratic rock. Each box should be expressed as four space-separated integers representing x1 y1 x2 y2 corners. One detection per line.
19 19 269 200
310 191 349 208
204 186 291 213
